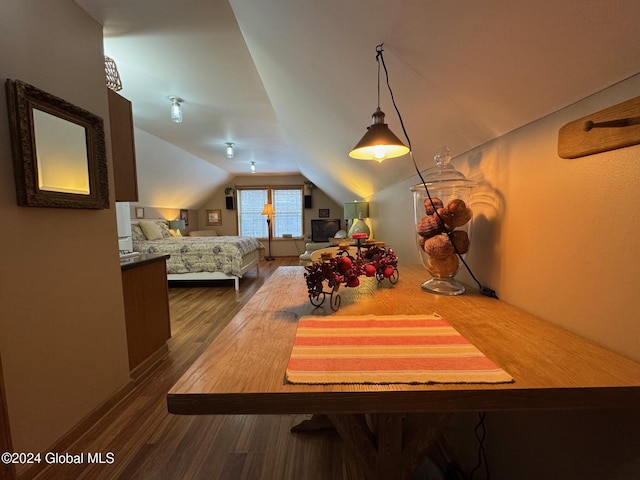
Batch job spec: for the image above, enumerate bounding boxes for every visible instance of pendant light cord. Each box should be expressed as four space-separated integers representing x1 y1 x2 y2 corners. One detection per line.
375 44 498 299
376 48 382 110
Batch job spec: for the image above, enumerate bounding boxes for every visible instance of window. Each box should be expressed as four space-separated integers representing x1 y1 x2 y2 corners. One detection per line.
238 187 303 238
238 189 268 237
272 189 302 237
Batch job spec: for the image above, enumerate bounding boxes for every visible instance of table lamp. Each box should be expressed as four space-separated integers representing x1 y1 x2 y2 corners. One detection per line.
169 219 186 237
344 201 370 238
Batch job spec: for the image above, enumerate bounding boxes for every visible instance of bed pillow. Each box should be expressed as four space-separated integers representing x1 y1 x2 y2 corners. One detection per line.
138 220 164 240
156 221 172 238
131 223 146 242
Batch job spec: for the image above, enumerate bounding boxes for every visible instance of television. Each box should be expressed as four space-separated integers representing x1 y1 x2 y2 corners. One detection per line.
311 219 341 242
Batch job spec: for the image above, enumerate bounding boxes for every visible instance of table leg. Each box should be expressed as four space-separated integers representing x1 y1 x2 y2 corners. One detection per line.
327 413 450 480
290 414 335 433
373 413 403 479
400 413 451 479
327 414 378 480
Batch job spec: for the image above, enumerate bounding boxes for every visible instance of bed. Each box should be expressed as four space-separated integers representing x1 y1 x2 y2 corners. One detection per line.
131 220 263 290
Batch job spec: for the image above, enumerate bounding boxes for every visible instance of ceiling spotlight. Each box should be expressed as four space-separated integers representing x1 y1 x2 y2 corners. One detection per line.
168 96 183 123
250 161 256 173
226 142 234 158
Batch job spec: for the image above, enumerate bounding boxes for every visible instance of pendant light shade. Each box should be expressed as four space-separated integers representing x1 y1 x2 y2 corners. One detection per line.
349 108 409 162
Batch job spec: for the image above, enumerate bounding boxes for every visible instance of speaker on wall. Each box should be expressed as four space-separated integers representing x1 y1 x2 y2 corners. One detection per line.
304 195 312 209
225 196 235 210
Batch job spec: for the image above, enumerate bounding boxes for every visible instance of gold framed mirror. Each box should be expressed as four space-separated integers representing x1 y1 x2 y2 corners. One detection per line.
5 79 109 209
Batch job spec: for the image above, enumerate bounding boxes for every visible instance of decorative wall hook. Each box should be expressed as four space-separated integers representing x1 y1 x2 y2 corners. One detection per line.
583 117 640 131
558 96 640 159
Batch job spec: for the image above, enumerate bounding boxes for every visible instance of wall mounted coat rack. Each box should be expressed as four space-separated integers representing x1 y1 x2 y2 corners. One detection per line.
558 96 640 159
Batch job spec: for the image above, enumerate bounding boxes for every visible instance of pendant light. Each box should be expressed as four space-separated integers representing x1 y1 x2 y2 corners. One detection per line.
349 44 409 162
226 142 234 158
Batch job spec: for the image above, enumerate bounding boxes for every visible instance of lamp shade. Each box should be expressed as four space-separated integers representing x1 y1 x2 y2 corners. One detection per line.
169 219 186 230
344 201 369 220
261 203 275 216
349 108 409 162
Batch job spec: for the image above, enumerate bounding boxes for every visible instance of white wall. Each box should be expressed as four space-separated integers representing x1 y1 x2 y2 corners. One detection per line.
374 74 640 479
133 127 230 209
0 0 130 464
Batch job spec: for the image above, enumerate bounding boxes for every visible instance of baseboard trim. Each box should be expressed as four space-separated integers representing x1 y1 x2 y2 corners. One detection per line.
20 378 136 480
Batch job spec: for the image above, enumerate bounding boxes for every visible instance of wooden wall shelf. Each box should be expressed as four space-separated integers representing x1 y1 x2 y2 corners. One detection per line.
558 96 640 159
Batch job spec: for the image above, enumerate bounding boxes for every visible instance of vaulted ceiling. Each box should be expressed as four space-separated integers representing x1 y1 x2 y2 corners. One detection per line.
76 0 640 207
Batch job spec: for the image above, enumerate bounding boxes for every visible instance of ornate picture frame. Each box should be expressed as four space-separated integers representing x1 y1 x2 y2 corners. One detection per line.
206 209 222 226
180 209 189 226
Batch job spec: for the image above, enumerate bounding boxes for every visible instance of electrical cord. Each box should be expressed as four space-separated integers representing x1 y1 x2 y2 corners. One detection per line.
470 412 490 480
375 44 498 299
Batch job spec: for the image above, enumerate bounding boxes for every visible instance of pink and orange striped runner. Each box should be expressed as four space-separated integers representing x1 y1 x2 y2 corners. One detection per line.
286 314 513 384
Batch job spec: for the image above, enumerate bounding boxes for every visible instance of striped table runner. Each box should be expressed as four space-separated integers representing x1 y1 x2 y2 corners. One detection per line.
286 314 513 384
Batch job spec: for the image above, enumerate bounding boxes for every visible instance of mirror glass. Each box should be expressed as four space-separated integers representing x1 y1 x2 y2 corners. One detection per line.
33 109 90 194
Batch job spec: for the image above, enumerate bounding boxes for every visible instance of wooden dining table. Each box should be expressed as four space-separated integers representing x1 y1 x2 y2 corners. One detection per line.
167 265 640 480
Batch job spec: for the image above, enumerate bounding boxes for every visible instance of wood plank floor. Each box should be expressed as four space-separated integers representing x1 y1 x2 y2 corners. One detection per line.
31 258 366 480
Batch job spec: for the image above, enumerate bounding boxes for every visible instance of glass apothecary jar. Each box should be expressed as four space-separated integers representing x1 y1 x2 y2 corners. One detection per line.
411 147 476 295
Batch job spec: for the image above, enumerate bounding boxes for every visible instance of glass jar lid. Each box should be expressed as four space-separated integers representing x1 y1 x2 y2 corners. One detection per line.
410 146 475 191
